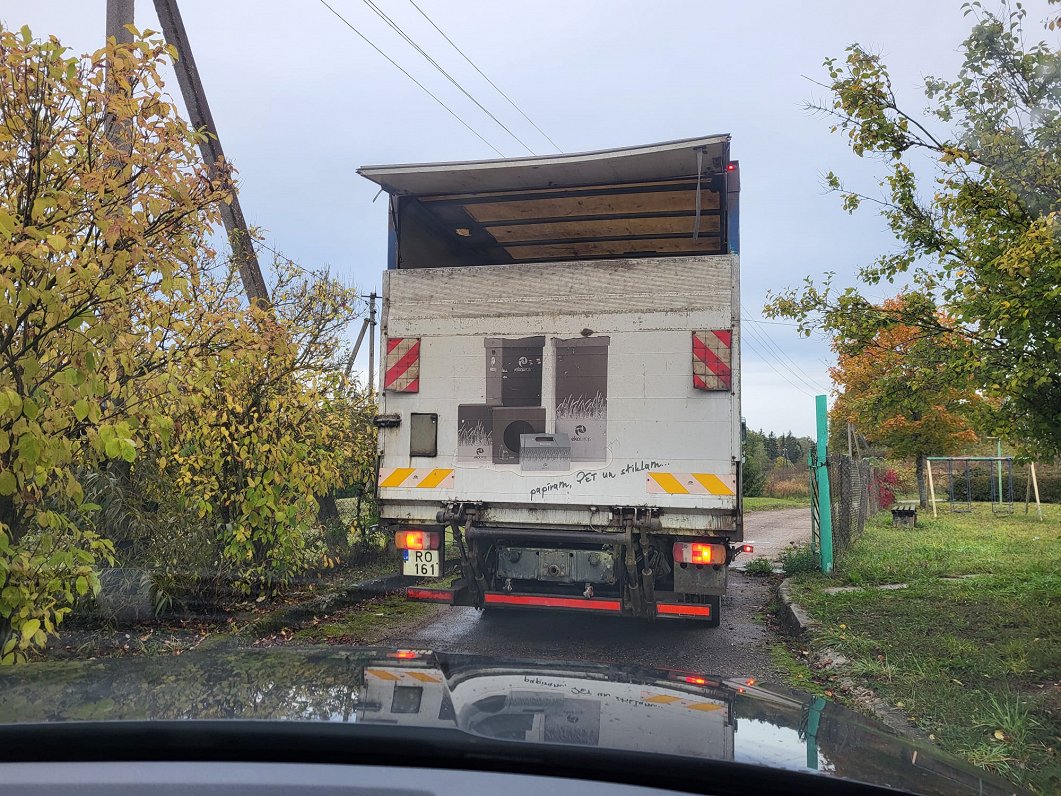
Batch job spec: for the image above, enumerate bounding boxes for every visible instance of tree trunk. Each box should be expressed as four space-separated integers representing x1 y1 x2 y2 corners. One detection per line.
316 491 340 524
916 454 928 508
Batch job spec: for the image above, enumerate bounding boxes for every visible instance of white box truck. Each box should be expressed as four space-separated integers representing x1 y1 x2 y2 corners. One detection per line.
358 135 749 626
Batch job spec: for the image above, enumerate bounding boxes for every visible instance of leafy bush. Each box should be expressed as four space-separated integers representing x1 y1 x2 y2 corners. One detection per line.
781 544 819 576
744 557 775 576
167 263 364 595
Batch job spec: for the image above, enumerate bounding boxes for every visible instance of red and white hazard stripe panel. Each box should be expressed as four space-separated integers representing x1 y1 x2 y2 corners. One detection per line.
384 337 420 392
692 330 732 391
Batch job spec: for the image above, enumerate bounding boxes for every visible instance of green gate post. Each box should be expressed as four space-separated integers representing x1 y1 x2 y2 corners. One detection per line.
816 395 834 574
805 696 827 769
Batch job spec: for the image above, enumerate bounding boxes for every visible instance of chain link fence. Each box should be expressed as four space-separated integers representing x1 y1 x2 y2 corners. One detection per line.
826 456 885 556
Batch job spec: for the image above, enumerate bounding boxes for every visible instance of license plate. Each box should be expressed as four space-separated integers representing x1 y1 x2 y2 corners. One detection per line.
402 549 439 577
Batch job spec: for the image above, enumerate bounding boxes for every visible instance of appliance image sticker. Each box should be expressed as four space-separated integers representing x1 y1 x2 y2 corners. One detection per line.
554 336 610 462
491 407 546 464
485 336 545 407
457 404 493 463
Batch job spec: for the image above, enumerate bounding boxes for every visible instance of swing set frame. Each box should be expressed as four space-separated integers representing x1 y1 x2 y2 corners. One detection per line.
926 456 1044 521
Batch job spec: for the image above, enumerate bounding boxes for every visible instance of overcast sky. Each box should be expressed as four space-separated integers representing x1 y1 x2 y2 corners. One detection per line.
4 1 1055 436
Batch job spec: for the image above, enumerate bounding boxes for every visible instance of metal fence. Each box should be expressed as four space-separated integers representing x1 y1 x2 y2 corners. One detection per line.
826 456 883 556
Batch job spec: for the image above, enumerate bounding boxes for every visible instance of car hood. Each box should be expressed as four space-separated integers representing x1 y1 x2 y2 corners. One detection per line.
0 646 1015 795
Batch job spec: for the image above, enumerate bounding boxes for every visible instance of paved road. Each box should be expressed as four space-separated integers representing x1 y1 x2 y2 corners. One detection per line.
378 508 811 682
732 507 811 571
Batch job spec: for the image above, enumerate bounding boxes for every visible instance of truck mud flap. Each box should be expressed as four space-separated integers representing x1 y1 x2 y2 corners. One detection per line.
655 601 713 620
483 592 622 613
405 580 474 606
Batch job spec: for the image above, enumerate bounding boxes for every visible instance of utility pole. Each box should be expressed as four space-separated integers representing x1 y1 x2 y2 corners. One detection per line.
152 0 270 306
106 0 135 45
367 292 377 393
105 1 134 157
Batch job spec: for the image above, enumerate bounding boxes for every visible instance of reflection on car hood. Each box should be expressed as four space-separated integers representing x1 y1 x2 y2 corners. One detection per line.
0 646 1014 796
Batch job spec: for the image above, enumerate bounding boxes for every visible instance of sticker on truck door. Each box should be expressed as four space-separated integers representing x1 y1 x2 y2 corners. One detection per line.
402 549 439 577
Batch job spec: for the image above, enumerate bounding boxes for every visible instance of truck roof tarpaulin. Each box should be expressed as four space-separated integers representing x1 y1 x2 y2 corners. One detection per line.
357 135 734 268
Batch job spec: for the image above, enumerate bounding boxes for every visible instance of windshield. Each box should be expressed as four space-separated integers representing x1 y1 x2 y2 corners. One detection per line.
0 2 1057 795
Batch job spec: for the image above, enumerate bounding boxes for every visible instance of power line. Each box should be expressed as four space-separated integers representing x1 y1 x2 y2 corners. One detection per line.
740 334 815 398
742 304 831 392
746 321 831 393
406 0 563 154
254 239 313 278
741 323 826 396
745 322 831 394
317 0 505 157
359 0 535 155
745 317 801 327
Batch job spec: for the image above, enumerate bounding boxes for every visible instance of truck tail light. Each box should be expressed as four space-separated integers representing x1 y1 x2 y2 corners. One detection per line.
740 544 754 554
395 530 440 550
673 541 726 565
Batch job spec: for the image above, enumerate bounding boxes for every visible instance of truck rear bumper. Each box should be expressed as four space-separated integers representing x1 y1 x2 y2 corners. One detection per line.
404 583 714 620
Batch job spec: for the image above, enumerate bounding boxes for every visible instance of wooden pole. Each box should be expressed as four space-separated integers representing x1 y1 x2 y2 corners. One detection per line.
927 459 937 518
1030 462 1043 522
367 291 377 393
152 0 270 306
106 0 135 45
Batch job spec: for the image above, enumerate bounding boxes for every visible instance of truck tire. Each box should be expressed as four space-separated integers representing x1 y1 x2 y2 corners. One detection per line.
703 595 721 629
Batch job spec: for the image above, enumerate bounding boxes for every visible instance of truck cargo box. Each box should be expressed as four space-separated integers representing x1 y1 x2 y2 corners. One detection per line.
359 135 744 620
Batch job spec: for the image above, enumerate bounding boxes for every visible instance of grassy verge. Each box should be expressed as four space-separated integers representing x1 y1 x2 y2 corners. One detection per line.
270 594 436 646
40 551 404 661
784 504 1060 793
744 496 810 512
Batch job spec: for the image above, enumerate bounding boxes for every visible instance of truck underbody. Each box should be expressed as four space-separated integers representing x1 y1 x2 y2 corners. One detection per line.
392 503 748 626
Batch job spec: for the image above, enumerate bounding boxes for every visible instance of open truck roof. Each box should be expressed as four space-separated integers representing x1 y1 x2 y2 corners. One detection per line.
357 134 737 268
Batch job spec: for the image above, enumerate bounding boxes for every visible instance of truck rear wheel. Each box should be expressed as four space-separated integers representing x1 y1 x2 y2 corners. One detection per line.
702 595 721 628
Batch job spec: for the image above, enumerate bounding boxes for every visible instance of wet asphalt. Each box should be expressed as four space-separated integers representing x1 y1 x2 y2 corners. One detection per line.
378 508 811 683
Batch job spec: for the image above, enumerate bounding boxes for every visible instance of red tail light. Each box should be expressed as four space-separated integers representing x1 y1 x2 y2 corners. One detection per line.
395 530 440 550
741 544 754 554
673 541 725 565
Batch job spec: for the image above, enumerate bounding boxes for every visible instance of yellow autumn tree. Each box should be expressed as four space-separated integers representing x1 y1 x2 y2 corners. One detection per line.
0 26 233 661
165 261 366 594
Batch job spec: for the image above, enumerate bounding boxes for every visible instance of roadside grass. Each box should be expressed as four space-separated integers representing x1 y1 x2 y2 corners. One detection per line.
744 496 809 512
786 504 1060 793
284 594 435 646
40 549 402 662
769 643 828 698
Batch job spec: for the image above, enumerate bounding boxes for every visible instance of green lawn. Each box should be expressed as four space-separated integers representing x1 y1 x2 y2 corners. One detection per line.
786 504 1060 793
744 496 810 512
